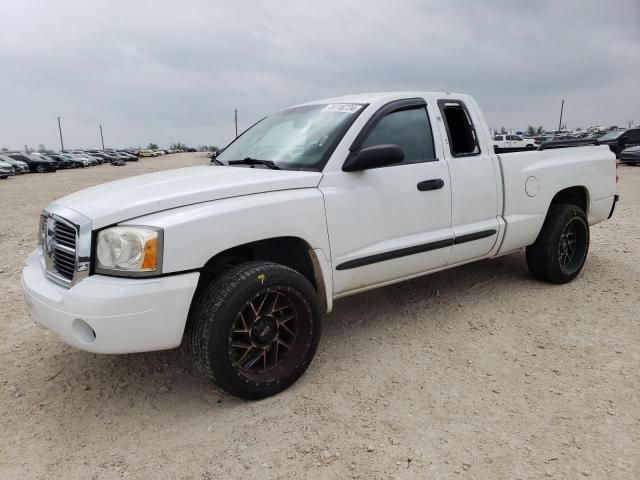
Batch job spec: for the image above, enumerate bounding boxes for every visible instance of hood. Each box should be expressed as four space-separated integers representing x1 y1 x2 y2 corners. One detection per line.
53 166 322 229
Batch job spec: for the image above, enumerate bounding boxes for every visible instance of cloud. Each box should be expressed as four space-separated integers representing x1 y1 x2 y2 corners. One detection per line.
0 0 638 149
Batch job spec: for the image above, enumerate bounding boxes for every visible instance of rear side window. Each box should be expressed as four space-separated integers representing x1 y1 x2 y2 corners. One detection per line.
361 107 436 164
625 129 640 143
438 100 480 157
494 135 504 141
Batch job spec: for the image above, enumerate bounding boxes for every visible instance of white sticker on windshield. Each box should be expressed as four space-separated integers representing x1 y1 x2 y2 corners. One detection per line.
322 103 362 114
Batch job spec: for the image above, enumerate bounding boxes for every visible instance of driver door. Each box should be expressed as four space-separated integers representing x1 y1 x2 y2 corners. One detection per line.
319 99 453 295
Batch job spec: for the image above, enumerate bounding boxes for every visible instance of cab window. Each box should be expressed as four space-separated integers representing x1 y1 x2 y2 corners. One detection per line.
361 107 436 164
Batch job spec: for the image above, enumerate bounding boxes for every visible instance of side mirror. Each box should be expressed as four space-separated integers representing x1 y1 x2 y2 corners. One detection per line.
342 144 404 172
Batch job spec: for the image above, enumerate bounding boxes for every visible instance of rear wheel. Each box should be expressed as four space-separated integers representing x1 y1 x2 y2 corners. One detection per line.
36 165 46 173
526 204 589 283
189 261 322 399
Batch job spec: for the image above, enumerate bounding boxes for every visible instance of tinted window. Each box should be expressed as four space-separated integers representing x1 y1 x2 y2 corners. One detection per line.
494 136 504 141
625 129 640 142
513 136 523 141
599 130 625 141
361 107 435 164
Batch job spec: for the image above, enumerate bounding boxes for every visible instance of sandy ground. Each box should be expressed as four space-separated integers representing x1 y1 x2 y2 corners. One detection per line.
0 153 638 479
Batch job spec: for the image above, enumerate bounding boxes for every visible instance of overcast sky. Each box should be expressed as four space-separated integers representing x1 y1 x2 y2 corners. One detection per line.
1 0 638 150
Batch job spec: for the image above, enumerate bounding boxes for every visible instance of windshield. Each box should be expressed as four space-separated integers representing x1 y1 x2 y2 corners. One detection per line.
599 130 625 141
216 103 366 171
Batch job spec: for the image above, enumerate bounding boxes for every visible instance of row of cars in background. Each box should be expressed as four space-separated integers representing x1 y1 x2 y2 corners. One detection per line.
492 126 640 163
0 147 193 178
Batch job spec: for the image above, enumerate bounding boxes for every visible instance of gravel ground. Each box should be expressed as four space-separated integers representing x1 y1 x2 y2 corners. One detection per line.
1 153 638 479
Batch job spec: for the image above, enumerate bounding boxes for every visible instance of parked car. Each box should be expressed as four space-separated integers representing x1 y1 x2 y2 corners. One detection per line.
107 150 138 161
61 153 92 167
70 151 102 165
493 134 536 150
89 151 128 163
139 150 158 157
82 153 107 165
84 151 112 163
118 151 139 161
7 153 56 173
533 136 552 145
0 160 14 178
0 154 29 173
41 154 77 169
620 145 640 165
597 127 640 158
22 91 618 400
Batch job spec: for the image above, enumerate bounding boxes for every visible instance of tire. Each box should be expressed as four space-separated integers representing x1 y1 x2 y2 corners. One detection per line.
526 204 589 284
36 165 45 173
189 261 322 400
525 144 535 149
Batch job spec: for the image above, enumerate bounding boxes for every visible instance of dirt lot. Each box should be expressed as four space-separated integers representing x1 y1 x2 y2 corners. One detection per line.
0 153 638 479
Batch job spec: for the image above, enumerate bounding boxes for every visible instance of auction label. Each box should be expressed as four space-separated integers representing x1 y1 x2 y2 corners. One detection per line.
322 104 362 114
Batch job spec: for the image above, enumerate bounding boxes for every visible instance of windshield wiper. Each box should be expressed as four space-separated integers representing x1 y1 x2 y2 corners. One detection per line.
228 157 281 170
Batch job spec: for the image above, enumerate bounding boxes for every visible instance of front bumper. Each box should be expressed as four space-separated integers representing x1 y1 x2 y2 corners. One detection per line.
22 251 200 353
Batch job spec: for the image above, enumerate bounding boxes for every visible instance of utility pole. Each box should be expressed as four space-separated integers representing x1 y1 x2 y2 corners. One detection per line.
558 99 564 132
99 124 105 150
234 109 238 138
57 116 65 151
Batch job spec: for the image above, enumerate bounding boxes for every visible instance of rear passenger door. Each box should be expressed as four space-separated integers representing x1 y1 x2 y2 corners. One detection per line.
506 135 516 148
437 99 501 265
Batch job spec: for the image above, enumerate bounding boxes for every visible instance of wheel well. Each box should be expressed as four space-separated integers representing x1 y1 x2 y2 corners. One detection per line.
550 186 588 213
195 237 317 295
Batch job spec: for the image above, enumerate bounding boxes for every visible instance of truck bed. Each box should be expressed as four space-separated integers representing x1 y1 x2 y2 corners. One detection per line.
496 145 616 254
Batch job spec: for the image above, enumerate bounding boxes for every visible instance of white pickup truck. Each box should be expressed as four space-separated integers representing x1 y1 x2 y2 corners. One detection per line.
22 92 618 399
493 134 537 150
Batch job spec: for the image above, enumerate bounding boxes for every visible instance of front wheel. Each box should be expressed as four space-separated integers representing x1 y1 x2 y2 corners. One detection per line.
526 204 589 283
36 165 46 173
189 261 322 399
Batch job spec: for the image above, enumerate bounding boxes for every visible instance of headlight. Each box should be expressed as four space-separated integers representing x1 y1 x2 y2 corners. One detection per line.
95 226 163 276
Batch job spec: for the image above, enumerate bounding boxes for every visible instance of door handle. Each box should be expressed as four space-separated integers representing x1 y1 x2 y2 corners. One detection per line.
417 179 444 191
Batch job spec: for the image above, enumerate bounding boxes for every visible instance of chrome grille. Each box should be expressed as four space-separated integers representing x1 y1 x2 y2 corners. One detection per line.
39 205 91 288
53 221 77 249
